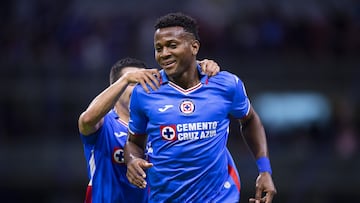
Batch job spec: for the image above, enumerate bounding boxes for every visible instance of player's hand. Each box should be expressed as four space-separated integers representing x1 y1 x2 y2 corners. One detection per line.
126 158 153 188
125 68 161 93
249 172 277 203
198 59 220 77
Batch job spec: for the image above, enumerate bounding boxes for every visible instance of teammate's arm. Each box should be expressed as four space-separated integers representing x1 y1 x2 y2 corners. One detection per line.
198 59 220 77
239 106 277 203
78 69 160 136
124 132 153 188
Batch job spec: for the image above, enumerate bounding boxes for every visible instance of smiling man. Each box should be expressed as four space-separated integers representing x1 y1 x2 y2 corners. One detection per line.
124 12 277 203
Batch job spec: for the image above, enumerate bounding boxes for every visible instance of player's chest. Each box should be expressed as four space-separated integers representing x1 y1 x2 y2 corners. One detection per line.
108 120 128 147
145 88 231 123
107 122 128 165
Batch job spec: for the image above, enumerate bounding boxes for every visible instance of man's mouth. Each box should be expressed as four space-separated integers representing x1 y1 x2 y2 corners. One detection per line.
162 60 176 68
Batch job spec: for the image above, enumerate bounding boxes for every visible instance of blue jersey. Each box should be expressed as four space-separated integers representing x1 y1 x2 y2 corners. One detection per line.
128 65 250 203
80 110 148 203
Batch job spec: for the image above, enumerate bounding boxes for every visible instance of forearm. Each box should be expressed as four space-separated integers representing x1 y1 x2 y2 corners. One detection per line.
124 134 147 164
79 77 129 134
242 110 277 201
88 78 129 118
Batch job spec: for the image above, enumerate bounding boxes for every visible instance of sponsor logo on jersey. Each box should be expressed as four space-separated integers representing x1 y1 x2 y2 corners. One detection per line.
160 125 177 141
158 104 174 112
112 147 125 164
114 132 127 137
160 121 218 141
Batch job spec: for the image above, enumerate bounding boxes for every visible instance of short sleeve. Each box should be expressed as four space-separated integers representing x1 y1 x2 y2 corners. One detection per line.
128 86 148 135
230 75 251 119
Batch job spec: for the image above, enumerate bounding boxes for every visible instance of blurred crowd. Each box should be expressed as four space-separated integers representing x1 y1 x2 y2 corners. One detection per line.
1 0 360 71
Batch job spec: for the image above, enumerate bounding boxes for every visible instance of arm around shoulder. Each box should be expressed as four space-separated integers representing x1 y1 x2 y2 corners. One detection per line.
78 111 105 136
78 73 133 136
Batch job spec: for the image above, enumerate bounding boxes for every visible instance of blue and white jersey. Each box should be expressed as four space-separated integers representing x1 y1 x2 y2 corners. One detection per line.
129 65 250 203
80 110 148 203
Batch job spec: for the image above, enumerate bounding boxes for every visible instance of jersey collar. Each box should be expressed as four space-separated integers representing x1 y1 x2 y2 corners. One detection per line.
159 64 208 85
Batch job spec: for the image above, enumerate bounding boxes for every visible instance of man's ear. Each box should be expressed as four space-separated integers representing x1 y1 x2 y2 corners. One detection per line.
191 40 200 55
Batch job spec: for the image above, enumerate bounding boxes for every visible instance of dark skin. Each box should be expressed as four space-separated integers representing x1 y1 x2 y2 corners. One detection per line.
124 26 277 202
241 107 277 203
154 27 200 88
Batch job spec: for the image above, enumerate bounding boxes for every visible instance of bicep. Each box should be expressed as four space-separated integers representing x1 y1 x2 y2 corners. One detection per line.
239 105 255 124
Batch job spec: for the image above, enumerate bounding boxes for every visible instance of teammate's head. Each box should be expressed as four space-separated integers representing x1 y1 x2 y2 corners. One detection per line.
154 12 200 42
109 57 147 84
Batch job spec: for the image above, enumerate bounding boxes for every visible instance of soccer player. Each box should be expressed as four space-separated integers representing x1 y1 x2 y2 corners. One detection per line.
125 13 277 203
78 57 220 203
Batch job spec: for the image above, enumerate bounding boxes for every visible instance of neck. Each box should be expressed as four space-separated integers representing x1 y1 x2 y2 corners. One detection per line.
171 62 200 89
114 104 129 123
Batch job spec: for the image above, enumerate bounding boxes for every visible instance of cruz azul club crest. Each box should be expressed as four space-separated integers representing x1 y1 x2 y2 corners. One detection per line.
179 100 195 114
112 147 125 164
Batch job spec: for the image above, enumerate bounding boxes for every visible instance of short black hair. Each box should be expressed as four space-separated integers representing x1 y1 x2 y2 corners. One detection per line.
109 57 147 84
154 12 200 41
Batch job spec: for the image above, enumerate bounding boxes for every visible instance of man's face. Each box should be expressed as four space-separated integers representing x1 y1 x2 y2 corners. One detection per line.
154 26 199 78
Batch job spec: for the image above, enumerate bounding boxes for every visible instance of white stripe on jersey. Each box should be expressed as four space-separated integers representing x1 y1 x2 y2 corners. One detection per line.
88 149 96 186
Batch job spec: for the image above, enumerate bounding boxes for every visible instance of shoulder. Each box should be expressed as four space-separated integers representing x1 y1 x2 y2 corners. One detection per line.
133 83 148 95
104 110 118 122
97 110 120 131
210 71 244 87
218 71 238 78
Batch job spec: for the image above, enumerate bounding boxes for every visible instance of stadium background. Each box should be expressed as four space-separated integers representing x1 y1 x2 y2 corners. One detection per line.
1 0 359 202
